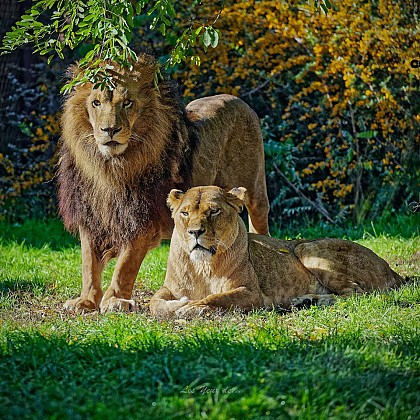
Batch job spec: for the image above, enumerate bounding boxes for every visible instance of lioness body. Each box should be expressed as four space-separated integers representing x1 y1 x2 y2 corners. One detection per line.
150 186 404 316
58 55 269 313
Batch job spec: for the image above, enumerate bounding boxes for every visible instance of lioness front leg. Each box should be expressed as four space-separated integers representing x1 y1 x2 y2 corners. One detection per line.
64 227 104 312
149 286 190 317
100 232 156 313
175 286 263 317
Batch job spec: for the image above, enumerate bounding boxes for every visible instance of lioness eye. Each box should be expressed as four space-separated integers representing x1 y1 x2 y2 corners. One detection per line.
92 99 101 107
210 209 221 215
123 99 133 108
180 211 189 217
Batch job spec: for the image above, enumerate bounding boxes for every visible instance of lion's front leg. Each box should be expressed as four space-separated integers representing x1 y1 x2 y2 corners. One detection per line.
175 286 263 317
100 232 157 313
64 227 104 313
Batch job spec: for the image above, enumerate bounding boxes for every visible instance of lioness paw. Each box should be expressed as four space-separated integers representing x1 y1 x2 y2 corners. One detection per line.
163 296 190 311
100 297 137 313
175 303 212 318
291 294 336 309
64 298 97 313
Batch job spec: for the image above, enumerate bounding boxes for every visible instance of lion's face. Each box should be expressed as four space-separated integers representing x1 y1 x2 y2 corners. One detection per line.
86 86 140 158
168 186 247 262
62 56 167 165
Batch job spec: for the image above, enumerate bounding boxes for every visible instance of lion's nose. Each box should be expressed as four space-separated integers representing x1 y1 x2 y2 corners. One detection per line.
101 126 122 138
188 228 206 238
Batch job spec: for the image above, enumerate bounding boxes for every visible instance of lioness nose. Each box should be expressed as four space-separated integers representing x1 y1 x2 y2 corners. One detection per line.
101 126 122 138
188 228 206 238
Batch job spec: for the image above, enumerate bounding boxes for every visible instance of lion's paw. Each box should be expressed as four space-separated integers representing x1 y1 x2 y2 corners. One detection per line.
64 297 97 313
175 303 212 318
100 297 137 313
291 294 336 309
164 296 190 311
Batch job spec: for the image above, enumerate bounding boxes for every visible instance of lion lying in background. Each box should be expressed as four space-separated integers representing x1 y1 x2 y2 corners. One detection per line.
150 186 404 317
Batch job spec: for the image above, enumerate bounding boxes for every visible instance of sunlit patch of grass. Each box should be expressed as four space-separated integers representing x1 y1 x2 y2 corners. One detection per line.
0 218 418 418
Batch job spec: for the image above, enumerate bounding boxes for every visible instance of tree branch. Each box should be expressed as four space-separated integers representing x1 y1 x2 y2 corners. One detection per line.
272 162 337 225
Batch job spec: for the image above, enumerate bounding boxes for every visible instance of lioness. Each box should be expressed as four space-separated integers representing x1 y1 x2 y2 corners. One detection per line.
150 186 404 316
59 53 269 313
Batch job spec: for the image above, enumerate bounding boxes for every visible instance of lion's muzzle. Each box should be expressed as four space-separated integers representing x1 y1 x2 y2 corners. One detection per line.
101 126 122 138
191 243 217 254
98 139 128 157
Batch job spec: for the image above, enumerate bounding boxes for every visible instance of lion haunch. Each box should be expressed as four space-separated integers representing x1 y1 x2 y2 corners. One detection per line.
149 186 404 317
58 53 270 313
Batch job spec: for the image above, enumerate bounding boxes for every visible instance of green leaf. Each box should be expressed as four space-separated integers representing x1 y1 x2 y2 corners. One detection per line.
347 148 354 163
357 130 378 139
210 29 219 48
202 29 211 48
160 23 166 36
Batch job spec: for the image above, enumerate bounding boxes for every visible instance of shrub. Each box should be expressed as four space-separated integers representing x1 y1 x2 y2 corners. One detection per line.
180 0 420 227
1 0 419 227
0 62 62 220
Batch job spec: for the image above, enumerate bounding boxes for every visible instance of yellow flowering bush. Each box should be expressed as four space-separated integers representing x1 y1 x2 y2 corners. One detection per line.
1 0 418 226
0 113 59 219
177 0 419 226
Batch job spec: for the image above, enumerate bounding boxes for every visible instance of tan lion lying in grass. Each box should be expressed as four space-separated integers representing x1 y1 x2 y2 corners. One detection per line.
150 186 404 317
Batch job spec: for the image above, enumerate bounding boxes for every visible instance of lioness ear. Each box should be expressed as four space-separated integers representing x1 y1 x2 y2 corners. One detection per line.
167 189 185 212
226 187 248 212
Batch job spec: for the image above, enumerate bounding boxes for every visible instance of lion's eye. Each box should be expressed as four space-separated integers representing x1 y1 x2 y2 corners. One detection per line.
123 99 133 108
210 208 221 216
92 99 101 107
180 211 189 217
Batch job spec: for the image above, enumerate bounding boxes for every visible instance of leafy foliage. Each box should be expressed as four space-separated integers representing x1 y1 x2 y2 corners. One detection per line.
0 62 62 220
180 0 420 227
0 0 416 227
0 0 224 93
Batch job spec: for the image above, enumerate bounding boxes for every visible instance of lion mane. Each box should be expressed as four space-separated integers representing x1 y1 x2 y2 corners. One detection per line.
57 54 198 252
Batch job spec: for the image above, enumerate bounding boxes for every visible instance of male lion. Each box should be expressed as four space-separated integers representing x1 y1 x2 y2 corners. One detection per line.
150 186 404 317
58 53 269 313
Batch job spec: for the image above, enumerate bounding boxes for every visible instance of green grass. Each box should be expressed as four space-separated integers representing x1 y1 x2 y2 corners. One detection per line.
0 218 419 419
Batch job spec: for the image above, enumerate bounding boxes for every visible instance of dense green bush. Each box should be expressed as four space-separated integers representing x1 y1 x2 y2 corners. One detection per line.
180 0 419 227
1 0 419 228
0 62 61 220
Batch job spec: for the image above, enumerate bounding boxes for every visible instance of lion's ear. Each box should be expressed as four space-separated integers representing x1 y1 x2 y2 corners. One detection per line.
66 64 82 80
167 189 185 212
226 187 248 212
65 64 89 92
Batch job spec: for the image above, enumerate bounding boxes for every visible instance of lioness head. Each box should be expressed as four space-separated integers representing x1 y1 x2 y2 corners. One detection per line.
167 186 247 262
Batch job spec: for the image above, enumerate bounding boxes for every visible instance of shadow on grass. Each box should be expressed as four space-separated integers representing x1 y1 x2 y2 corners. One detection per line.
275 213 420 240
0 219 78 250
0 278 49 294
0 329 418 418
